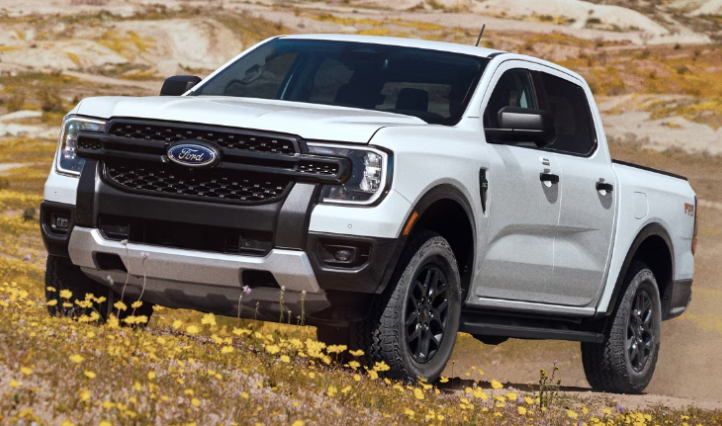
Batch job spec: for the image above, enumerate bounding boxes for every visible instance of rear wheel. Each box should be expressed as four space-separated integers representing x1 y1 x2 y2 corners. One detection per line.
350 231 461 382
581 261 662 394
45 255 154 324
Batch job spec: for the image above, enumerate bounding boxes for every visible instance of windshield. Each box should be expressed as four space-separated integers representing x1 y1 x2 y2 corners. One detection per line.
193 39 489 125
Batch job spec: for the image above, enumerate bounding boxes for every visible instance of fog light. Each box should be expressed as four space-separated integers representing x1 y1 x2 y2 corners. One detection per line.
334 249 353 262
55 216 70 230
316 241 370 268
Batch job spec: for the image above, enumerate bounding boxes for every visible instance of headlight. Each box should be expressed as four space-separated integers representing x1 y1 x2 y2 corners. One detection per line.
55 116 107 177
307 143 391 205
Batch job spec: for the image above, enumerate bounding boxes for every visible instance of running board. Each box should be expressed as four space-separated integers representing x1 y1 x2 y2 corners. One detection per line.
459 312 605 343
460 322 604 343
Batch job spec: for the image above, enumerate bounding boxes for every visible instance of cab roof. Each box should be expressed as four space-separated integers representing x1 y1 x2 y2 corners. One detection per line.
278 34 503 59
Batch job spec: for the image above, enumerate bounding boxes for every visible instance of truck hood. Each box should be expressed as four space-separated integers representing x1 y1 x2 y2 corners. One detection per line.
76 96 427 144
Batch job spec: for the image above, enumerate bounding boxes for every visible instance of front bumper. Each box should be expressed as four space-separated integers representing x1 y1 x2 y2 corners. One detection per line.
41 157 407 323
69 227 320 292
68 226 331 320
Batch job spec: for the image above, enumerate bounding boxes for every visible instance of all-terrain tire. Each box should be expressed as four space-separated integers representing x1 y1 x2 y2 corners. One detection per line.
349 231 461 383
581 261 662 394
45 255 154 323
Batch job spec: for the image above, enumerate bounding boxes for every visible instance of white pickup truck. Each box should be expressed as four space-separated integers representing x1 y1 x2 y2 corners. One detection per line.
41 34 696 393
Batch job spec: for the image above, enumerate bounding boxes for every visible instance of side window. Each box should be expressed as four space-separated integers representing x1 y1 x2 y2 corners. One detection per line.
483 69 537 129
536 72 597 156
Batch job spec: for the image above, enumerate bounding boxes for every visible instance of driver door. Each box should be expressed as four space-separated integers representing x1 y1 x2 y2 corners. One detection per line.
474 65 561 304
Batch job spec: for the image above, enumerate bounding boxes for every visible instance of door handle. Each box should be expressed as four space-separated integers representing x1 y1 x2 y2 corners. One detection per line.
596 182 614 192
539 173 559 184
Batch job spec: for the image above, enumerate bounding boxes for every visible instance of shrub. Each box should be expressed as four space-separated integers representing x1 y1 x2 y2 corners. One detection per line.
41 90 64 113
22 207 36 221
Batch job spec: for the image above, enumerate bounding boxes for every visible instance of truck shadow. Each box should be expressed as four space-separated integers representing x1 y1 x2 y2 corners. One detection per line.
437 378 590 394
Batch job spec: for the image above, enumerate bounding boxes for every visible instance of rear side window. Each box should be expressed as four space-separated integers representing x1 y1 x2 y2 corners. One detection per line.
534 72 597 156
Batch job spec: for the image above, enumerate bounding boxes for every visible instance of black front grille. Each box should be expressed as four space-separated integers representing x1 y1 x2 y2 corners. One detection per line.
104 160 292 204
100 215 272 256
108 121 298 155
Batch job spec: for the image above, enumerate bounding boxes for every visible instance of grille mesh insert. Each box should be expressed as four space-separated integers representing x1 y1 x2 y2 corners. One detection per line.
104 161 291 203
108 122 297 155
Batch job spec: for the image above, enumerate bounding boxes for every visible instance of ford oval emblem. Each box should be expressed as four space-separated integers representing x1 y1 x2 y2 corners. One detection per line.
167 142 219 168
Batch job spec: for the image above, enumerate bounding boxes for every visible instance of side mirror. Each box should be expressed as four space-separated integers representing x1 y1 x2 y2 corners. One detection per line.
160 75 202 96
484 106 556 148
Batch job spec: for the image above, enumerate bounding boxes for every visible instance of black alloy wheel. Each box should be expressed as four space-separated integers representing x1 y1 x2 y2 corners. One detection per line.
581 261 662 394
627 288 655 372
406 264 450 363
348 231 462 383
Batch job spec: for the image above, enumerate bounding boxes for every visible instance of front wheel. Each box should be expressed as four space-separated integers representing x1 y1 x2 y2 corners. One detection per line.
581 261 662 394
350 231 461 383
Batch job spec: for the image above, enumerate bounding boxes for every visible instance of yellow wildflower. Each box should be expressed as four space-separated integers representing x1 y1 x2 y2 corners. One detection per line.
353 374 361 382
172 320 183 329
148 371 156 380
201 313 216 326
46 299 58 306
131 301 143 308
113 301 127 311
265 345 280 354
518 406 527 416
20 367 32 376
326 344 347 354
439 376 449 383
59 289 72 299
327 386 337 397
372 361 390 372
60 421 75 426
99 421 112 426
414 388 425 400
490 379 503 390
84 370 96 379
221 346 234 354
473 389 488 400
241 392 249 399
69 354 85 364
186 325 200 334
9 380 19 388
292 421 304 426
191 398 201 406
78 389 90 402
349 349 364 357
280 355 290 363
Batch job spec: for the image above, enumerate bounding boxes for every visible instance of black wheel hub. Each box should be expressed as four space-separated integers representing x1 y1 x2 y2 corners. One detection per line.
627 288 655 372
405 263 449 363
